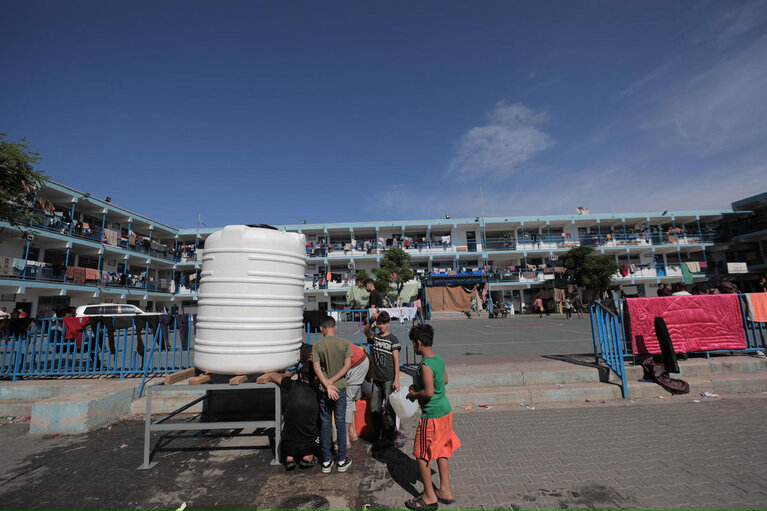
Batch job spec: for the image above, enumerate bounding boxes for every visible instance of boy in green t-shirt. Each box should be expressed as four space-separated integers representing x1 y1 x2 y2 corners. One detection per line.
405 324 461 511
313 316 353 474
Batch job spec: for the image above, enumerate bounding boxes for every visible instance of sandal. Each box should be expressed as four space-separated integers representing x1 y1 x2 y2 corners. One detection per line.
405 496 438 511
437 497 455 505
299 457 317 469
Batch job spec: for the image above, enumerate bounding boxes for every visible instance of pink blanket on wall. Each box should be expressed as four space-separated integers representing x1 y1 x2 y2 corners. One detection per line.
626 294 746 354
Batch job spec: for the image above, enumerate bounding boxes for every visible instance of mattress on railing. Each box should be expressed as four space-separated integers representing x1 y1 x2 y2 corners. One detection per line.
625 294 746 354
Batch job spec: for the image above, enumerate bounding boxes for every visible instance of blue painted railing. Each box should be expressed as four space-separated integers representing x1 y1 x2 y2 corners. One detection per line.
590 294 767 399
590 301 629 398
304 309 414 365
0 316 195 395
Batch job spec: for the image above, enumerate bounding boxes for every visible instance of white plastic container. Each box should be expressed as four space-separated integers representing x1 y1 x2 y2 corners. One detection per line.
389 388 420 418
194 225 307 374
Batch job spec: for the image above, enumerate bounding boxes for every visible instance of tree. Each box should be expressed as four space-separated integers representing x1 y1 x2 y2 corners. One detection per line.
371 247 415 303
562 246 618 294
0 134 47 233
355 268 371 284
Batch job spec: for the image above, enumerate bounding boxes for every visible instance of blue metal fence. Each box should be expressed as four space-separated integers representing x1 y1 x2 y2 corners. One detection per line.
590 301 629 398
0 316 195 395
304 309 415 365
590 294 767 399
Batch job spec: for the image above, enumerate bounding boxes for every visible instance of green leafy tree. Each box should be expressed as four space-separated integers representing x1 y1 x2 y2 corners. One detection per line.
371 247 415 303
0 134 47 233
355 268 371 284
562 246 618 294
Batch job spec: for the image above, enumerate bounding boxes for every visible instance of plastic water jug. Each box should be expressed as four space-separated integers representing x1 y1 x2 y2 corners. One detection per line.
388 388 420 418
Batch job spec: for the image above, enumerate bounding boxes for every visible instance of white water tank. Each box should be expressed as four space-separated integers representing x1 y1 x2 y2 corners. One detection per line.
194 225 307 374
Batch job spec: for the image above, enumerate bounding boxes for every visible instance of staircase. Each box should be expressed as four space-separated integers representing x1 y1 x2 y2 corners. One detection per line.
430 310 475 320
0 380 137 433
439 354 767 408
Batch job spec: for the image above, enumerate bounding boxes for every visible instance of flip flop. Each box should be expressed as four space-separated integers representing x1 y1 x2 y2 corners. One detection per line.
405 496 438 511
437 497 455 505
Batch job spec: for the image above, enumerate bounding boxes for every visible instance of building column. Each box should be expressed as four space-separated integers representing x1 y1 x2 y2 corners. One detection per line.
21 240 31 279
69 200 77 236
97 211 106 272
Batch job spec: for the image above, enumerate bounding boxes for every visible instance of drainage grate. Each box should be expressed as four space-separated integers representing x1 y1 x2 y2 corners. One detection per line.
278 495 330 511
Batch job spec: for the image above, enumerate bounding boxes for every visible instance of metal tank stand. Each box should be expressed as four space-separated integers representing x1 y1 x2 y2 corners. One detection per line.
137 381 281 469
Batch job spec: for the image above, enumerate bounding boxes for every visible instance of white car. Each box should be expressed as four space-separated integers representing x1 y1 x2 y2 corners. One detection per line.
75 304 149 317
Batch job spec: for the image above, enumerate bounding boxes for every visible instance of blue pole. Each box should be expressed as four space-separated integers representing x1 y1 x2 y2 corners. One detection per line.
21 240 30 279
69 201 76 236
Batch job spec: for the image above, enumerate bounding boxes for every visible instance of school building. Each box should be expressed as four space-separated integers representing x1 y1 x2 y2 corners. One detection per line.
1 179 764 316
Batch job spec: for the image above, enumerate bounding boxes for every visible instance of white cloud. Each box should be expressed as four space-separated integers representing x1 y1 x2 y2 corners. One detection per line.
447 100 553 181
641 36 767 155
368 162 765 221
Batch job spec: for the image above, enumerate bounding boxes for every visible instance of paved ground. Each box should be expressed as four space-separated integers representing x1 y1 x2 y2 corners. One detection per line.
1 397 765 510
427 316 594 359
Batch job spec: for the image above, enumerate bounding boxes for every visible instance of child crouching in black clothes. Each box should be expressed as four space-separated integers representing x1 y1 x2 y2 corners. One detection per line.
266 344 320 470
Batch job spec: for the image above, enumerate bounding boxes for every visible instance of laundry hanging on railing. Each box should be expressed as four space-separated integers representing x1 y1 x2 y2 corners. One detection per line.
66 266 87 284
102 228 119 246
744 293 767 322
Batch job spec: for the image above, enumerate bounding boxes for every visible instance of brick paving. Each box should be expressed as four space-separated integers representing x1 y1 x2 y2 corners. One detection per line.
0 398 765 510
359 398 767 510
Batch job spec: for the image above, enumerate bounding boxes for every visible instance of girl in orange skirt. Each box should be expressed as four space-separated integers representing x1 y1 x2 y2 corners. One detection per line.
406 324 461 510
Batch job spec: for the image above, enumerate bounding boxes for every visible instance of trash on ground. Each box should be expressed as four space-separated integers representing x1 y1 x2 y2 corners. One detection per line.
5 416 16 421
175 503 187 511
691 399 701 403
120 444 127 449
464 405 473 410
22 416 30 422
658 396 667 399
519 403 535 410
701 392 719 398
478 404 490 408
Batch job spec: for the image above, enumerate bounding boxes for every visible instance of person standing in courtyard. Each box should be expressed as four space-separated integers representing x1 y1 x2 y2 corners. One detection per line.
345 340 370 446
563 296 573 319
573 295 586 319
468 296 478 319
366 278 384 322
364 310 401 449
406 324 460 511
313 316 353 473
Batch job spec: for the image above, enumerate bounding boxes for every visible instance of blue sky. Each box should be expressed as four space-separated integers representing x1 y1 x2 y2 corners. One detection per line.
2 1 766 228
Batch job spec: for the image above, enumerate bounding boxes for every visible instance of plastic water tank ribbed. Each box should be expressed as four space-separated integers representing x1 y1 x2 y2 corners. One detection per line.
193 225 306 374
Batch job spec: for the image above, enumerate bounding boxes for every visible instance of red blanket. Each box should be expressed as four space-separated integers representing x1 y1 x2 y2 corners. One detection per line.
626 295 746 354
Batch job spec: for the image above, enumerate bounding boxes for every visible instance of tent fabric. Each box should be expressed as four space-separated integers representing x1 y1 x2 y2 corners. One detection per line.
395 282 421 304
427 285 476 312
345 285 370 309
626 294 746 354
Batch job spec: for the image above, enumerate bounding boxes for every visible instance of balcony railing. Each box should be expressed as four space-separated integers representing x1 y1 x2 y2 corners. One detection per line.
21 208 181 262
485 232 716 252
306 240 458 258
1 266 172 293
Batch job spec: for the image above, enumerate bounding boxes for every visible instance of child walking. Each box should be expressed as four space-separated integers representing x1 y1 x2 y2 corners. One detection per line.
406 324 461 510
